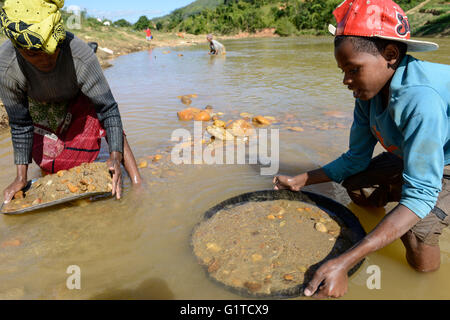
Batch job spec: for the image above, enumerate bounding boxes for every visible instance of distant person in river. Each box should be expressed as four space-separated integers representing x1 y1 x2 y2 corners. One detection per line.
274 0 450 299
0 0 143 203
145 27 152 41
207 34 225 55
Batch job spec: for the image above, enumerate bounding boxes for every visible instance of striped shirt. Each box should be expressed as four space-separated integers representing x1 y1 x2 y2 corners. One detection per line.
0 32 124 165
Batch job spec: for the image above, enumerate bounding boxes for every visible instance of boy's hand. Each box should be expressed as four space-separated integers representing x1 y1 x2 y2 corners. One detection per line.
107 152 123 200
273 174 306 191
304 258 349 299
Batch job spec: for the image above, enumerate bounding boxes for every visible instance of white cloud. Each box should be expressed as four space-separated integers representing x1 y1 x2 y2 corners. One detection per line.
69 7 165 22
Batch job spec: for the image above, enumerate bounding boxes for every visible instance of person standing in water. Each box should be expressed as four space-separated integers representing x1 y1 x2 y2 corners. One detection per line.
207 34 225 55
0 0 143 203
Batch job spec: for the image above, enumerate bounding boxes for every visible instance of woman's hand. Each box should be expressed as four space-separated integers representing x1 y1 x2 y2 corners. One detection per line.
107 152 123 200
3 165 29 204
273 174 307 191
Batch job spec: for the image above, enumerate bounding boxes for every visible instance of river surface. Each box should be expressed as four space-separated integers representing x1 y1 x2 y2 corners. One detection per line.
0 37 449 300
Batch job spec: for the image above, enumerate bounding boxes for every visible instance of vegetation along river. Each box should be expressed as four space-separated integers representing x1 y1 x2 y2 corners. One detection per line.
0 37 449 299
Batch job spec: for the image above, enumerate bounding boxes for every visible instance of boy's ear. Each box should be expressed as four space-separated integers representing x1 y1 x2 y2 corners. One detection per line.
382 44 400 68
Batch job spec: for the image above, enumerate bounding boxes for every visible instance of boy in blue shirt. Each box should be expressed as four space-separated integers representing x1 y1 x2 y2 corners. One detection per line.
274 0 450 298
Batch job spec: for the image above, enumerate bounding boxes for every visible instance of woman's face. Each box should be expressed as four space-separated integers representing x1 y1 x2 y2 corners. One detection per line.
18 48 60 72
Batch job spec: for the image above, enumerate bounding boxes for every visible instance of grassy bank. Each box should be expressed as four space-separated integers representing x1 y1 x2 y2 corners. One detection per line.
64 26 208 68
408 0 450 36
0 27 208 69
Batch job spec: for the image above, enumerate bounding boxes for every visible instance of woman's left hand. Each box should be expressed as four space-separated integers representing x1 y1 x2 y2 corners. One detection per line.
107 152 123 200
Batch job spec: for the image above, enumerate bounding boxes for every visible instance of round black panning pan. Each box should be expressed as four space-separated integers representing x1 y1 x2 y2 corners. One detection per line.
192 189 367 298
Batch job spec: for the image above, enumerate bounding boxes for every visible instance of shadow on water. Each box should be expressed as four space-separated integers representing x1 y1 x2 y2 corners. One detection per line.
90 278 174 300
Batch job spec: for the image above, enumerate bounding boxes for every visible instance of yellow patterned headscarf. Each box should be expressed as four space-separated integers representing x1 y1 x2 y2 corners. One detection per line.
0 0 66 54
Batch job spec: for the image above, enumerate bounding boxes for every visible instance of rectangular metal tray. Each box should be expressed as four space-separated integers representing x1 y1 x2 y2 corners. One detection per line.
1 179 112 215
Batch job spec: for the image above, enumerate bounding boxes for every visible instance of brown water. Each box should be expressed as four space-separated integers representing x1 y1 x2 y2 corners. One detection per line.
0 36 449 300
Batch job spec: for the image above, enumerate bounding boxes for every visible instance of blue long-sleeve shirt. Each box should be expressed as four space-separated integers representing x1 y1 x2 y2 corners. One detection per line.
323 55 450 219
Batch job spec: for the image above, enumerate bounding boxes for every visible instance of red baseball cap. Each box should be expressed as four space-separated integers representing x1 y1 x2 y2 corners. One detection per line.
328 0 439 52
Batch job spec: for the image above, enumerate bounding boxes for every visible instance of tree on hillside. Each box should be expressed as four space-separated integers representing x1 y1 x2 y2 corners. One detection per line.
134 15 150 30
114 19 132 28
168 9 184 30
161 0 354 36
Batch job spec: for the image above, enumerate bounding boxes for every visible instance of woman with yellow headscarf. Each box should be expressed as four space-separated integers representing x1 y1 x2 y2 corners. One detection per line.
0 0 142 203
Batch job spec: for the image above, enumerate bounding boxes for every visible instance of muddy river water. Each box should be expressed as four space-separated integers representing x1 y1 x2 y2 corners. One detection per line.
0 37 449 300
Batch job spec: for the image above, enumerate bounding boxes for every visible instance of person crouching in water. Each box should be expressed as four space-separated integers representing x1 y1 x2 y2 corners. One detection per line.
274 0 450 298
0 0 142 203
207 34 226 55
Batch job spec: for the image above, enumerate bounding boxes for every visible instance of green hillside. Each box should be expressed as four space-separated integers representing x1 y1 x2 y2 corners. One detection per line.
408 0 450 36
152 0 223 24
173 0 224 17
153 0 342 35
152 0 449 36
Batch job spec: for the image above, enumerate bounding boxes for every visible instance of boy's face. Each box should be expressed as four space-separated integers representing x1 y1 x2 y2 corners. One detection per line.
335 40 395 101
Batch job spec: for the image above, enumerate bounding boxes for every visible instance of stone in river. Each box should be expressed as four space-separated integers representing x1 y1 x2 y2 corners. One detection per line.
177 107 201 121
323 110 347 118
138 160 148 169
240 112 253 118
226 119 254 137
206 126 235 141
193 111 212 122
213 120 226 128
1 239 21 248
252 116 271 126
180 96 192 105
287 126 304 132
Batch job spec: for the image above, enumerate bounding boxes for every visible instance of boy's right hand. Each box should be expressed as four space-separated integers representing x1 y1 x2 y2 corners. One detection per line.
273 174 306 192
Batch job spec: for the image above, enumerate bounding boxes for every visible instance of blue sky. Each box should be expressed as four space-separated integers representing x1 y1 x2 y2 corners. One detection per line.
64 0 194 23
